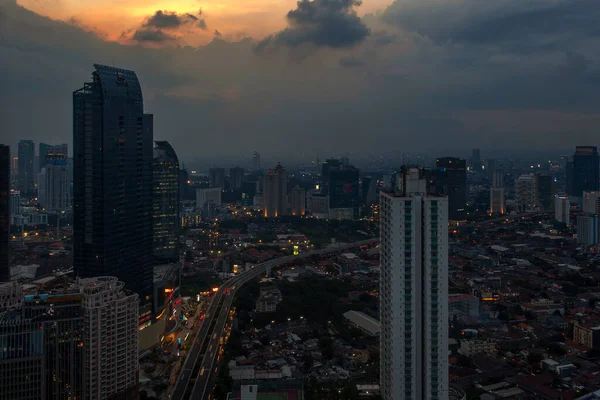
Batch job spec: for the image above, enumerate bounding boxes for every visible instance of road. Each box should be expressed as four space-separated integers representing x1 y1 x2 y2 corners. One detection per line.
170 238 379 400
455 211 547 232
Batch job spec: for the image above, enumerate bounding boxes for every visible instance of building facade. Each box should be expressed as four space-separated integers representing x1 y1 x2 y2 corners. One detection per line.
79 277 139 399
555 195 570 224
0 145 9 282
577 214 598 246
73 64 154 323
209 167 225 189
39 149 71 213
17 140 35 197
153 141 180 264
516 174 538 213
263 163 287 218
435 157 466 221
196 187 222 209
380 167 449 400
328 166 360 219
583 191 600 215
571 146 599 198
229 167 245 191
290 185 306 216
253 151 261 171
490 188 505 215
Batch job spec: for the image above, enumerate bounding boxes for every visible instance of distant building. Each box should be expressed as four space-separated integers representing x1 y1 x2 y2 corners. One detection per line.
38 143 68 173
253 151 261 172
380 167 448 400
196 187 222 209
459 340 497 357
328 166 360 219
583 191 600 214
492 168 504 188
263 163 287 218
38 149 70 213
436 157 467 221
209 167 225 189
229 167 245 191
307 192 328 218
536 174 555 211
153 141 180 263
574 323 600 349
343 310 381 336
577 214 598 246
490 188 505 215
448 294 480 320
321 158 341 193
179 168 191 200
570 146 599 197
290 185 306 216
17 140 34 197
516 174 538 212
471 148 482 172
555 196 570 224
0 145 9 282
73 64 154 324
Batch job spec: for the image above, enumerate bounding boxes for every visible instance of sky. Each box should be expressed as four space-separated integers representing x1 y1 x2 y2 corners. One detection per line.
1 0 600 165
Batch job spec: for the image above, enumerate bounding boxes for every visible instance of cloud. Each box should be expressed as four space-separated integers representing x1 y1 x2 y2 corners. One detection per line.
214 29 222 38
144 10 194 29
198 19 208 30
257 0 369 51
132 27 176 43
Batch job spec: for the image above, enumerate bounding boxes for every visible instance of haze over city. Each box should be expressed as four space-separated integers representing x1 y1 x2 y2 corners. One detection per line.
2 0 600 162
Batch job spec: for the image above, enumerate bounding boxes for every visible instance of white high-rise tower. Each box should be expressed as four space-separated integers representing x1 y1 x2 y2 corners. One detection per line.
380 167 448 400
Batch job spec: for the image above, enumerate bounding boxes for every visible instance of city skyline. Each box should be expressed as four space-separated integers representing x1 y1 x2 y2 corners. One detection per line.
2 0 600 160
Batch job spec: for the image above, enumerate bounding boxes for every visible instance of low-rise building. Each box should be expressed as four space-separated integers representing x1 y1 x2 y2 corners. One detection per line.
459 339 497 357
343 310 380 336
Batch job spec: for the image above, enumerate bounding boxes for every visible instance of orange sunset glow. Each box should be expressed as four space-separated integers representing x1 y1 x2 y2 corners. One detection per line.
17 0 393 46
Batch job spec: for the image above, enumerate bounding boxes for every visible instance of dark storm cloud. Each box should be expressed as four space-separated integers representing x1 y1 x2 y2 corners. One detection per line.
256 0 369 51
143 10 196 29
132 27 176 43
4 0 600 163
382 0 600 50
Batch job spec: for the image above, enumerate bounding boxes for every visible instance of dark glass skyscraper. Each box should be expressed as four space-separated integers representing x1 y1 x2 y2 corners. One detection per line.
73 64 154 322
329 166 360 218
17 140 34 196
153 141 180 264
571 146 599 197
436 157 467 221
0 145 9 282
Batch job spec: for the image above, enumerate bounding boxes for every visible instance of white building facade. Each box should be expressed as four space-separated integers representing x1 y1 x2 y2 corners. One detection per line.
79 276 139 400
380 168 449 400
516 174 537 213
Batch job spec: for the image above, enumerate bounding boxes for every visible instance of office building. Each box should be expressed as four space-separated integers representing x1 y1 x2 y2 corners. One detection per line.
571 146 599 197
10 191 20 216
290 185 306 216
555 196 570 224
229 166 245 191
263 163 287 218
196 187 222 209
253 151 261 171
435 157 466 221
516 174 538 213
583 191 600 215
0 145 9 282
79 277 139 399
39 149 70 213
329 166 360 219
492 168 504 188
536 174 555 211
209 167 225 189
321 158 342 193
38 143 68 173
17 140 35 197
153 141 180 264
577 214 598 246
490 188 505 215
73 64 154 323
380 167 449 400
307 191 328 219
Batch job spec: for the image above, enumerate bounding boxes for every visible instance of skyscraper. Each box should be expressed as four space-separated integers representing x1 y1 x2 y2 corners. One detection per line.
253 151 261 171
153 141 180 264
0 145 9 282
536 174 555 211
490 168 505 215
435 157 466 221
39 148 71 213
229 166 245 191
38 143 68 173
17 140 35 196
555 195 570 225
263 163 287 218
571 146 599 197
328 165 360 219
290 185 306 216
209 167 226 189
321 158 341 193
516 174 537 213
471 148 481 172
380 167 448 400
73 64 154 323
